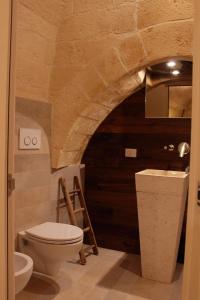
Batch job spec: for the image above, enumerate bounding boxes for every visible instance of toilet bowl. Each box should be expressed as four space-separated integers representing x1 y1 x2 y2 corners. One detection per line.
15 251 33 294
18 222 83 276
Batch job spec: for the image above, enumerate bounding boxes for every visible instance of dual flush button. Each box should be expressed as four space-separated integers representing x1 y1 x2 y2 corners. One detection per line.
24 136 38 146
19 128 41 150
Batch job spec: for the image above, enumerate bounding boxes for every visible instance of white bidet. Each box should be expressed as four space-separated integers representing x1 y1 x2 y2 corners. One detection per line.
15 251 33 294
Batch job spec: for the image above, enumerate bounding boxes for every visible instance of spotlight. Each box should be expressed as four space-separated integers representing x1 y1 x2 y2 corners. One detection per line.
172 70 180 76
167 61 176 68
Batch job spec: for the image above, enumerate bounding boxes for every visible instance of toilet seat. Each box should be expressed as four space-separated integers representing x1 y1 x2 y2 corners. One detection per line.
25 222 83 245
26 234 83 245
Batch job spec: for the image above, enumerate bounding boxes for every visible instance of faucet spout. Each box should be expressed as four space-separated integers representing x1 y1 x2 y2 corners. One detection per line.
178 142 190 158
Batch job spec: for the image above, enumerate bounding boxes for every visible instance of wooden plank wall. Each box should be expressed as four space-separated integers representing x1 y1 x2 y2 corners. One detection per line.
82 88 191 262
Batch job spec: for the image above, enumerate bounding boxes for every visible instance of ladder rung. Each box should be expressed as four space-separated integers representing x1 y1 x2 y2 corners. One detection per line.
83 244 95 252
58 198 65 204
74 207 85 214
57 204 66 209
83 227 90 233
69 189 81 195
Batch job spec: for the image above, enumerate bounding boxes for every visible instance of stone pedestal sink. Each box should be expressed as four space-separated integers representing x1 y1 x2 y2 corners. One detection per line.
135 169 189 283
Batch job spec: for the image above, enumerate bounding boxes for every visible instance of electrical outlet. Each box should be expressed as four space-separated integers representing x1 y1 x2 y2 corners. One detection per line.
125 148 137 158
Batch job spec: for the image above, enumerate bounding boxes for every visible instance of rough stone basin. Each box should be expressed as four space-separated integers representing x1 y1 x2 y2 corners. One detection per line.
136 169 188 195
137 169 187 177
135 169 189 283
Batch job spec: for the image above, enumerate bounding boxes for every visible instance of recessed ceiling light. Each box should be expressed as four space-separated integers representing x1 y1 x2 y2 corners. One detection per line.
172 70 180 76
167 61 176 68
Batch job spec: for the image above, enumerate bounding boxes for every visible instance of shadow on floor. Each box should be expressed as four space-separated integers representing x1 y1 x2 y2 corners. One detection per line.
97 254 141 288
16 273 60 300
97 253 183 300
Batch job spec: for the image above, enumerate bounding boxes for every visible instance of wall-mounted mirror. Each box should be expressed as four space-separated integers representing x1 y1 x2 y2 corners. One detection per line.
145 59 192 118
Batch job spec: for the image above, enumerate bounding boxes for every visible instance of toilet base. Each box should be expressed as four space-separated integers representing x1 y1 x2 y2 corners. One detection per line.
33 258 62 276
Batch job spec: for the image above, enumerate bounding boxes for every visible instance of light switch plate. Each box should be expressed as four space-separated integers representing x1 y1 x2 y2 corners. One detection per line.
19 128 41 150
125 148 137 158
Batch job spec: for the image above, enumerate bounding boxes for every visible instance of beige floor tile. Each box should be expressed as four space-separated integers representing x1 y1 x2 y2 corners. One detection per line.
16 248 183 300
52 283 91 300
104 289 129 300
126 296 150 300
16 273 61 300
83 286 109 300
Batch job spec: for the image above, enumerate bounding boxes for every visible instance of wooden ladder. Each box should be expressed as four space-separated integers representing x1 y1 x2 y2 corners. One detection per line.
57 176 99 265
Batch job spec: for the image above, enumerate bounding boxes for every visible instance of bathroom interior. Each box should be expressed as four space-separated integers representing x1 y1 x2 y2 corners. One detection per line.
12 1 194 300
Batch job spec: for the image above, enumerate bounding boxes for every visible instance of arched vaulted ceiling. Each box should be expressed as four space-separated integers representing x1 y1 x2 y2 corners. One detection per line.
15 0 193 168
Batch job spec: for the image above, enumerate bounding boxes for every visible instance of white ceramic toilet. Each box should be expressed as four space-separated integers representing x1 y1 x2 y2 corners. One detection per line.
18 222 83 276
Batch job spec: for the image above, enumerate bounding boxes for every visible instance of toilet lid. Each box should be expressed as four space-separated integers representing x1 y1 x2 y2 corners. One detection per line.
25 222 83 243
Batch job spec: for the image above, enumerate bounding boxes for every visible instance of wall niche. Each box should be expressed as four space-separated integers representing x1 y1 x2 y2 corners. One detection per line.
82 88 191 263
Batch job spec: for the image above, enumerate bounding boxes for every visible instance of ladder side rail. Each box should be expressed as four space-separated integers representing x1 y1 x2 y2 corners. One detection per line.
59 177 86 264
74 176 99 255
59 178 77 226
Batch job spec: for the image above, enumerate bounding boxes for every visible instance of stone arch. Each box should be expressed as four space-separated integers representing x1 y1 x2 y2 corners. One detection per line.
50 18 193 168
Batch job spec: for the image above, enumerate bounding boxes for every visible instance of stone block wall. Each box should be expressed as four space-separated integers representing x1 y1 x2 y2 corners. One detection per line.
15 1 58 102
15 0 194 168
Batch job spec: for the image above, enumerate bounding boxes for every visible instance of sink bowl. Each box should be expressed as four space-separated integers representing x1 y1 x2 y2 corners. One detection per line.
137 169 187 177
135 169 188 195
135 169 189 283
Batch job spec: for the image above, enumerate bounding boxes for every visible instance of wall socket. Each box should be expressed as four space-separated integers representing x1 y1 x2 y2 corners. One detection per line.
125 148 137 158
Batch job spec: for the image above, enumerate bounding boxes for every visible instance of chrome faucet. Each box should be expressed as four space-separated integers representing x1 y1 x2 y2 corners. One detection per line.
185 165 190 174
178 142 190 158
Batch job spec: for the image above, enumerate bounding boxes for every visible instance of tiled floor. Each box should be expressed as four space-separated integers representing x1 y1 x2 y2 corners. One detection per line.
16 248 183 300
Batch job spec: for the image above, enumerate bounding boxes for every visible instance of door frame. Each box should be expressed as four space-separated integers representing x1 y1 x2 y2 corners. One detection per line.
8 0 16 298
2 0 200 299
0 0 14 299
182 0 200 299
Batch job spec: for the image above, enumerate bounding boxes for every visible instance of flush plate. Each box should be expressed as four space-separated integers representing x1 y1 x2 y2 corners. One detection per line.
19 128 41 150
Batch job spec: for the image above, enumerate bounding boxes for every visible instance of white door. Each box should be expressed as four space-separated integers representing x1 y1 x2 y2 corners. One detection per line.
0 0 14 299
8 0 16 298
182 1 200 299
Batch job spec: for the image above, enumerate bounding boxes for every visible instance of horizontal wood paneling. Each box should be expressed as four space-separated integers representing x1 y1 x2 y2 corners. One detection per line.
82 88 191 262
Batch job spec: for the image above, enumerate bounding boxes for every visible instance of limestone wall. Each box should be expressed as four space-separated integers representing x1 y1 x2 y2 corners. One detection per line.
14 97 84 242
16 1 56 101
15 0 193 168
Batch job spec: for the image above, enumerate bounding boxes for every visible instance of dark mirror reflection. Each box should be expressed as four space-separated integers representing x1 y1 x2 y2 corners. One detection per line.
145 59 192 118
